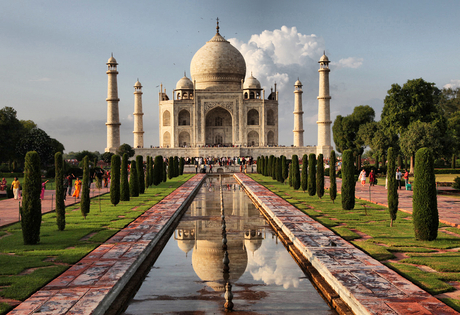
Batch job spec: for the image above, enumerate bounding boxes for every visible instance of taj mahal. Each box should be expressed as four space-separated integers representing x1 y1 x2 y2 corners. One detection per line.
105 21 332 159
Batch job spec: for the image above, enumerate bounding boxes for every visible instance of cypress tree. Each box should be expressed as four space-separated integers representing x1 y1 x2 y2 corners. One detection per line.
453 154 456 169
120 153 130 201
413 148 438 241
173 156 178 177
163 160 167 182
21 151 42 245
308 153 316 196
272 157 278 180
55 152 65 231
397 155 402 169
145 156 150 189
149 156 155 186
278 155 284 183
129 160 139 197
330 150 337 203
256 157 260 173
342 150 355 210
281 155 288 182
179 157 185 175
168 157 174 179
288 162 293 187
136 155 145 194
292 155 300 190
264 156 269 176
267 155 273 176
81 155 90 218
153 156 163 185
301 154 308 192
110 155 120 206
317 154 324 199
387 147 398 226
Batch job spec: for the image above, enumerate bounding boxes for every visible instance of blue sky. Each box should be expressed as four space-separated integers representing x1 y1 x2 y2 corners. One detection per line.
1 0 459 153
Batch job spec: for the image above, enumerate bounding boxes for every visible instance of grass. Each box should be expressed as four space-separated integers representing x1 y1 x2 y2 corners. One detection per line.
0 174 193 315
248 173 460 312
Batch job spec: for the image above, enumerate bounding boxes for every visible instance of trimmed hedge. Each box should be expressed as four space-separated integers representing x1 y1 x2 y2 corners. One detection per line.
55 152 65 231
81 156 90 218
387 147 398 226
330 150 337 203
316 153 324 199
110 155 120 206
292 155 300 190
301 154 308 192
120 154 130 201
341 150 355 210
308 153 316 196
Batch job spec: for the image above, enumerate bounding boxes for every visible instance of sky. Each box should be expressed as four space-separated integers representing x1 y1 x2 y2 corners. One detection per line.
1 0 460 153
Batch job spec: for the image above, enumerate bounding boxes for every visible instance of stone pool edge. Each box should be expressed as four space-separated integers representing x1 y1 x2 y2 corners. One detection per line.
234 173 457 315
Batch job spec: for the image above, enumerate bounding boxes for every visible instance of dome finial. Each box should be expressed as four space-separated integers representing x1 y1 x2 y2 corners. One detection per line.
216 17 220 34
184 71 186 77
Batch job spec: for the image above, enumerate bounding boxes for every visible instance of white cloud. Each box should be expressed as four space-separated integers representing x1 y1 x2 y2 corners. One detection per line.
443 79 460 89
331 57 363 70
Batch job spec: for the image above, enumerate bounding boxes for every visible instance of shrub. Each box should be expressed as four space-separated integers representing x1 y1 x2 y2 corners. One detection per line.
136 155 145 194
129 160 139 197
81 156 90 218
301 154 308 192
291 155 300 190
317 154 324 199
110 155 120 206
341 150 355 210
55 152 65 231
154 156 164 185
413 148 438 241
330 151 337 203
308 153 316 196
120 154 130 201
21 151 42 245
387 147 398 226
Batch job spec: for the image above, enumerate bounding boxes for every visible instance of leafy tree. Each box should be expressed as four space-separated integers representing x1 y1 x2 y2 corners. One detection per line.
129 160 139 197
413 147 438 241
154 156 164 186
301 154 308 192
74 150 99 163
316 154 324 198
291 155 300 190
81 156 90 218
21 151 42 244
136 155 145 194
333 105 375 154
399 121 446 174
120 154 130 201
117 143 135 158
16 128 56 167
55 152 65 231
438 87 460 117
0 107 23 163
110 155 120 206
308 153 316 196
387 147 398 226
330 150 337 203
102 152 114 164
447 111 460 156
341 150 355 210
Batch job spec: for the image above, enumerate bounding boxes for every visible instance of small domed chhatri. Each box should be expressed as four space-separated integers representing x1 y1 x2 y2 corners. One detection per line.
176 74 193 90
243 73 261 90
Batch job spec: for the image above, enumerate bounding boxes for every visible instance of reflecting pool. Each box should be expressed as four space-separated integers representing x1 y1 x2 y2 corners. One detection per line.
123 176 335 314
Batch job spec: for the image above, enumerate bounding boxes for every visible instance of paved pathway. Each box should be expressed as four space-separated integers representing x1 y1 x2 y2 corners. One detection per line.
331 178 460 228
0 186 111 228
236 173 457 315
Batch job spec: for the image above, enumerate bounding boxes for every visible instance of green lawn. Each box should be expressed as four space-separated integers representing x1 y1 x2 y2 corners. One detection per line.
0 174 193 315
248 174 460 312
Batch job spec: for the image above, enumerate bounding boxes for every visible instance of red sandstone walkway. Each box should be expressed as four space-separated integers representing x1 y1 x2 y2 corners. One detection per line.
0 186 111 228
330 178 460 228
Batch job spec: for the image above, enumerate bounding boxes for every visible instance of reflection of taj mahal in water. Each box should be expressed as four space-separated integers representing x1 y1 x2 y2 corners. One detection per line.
174 177 267 292
105 20 333 158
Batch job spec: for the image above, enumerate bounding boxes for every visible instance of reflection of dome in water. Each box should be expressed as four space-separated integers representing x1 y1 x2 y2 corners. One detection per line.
177 240 195 256
192 238 248 291
244 238 263 254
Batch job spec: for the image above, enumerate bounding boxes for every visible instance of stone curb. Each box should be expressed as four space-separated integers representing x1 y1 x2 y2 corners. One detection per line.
234 173 457 315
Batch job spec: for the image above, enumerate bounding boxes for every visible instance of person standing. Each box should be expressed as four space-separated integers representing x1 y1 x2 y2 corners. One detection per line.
67 174 74 196
396 168 402 190
72 177 82 198
369 169 375 186
11 177 20 200
359 169 366 186
403 169 409 187
40 180 49 199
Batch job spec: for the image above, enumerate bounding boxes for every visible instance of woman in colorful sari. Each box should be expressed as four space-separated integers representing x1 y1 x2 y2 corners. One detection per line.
40 180 49 199
72 177 82 198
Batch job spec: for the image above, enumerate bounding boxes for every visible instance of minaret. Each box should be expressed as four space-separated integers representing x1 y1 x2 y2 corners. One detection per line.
317 52 332 157
133 79 144 148
293 79 304 147
105 54 121 152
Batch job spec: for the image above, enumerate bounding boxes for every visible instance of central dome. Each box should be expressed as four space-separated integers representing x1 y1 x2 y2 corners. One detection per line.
190 30 246 91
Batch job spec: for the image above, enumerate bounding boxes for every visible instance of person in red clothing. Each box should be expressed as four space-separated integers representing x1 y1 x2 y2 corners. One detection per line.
403 169 409 187
369 169 375 186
